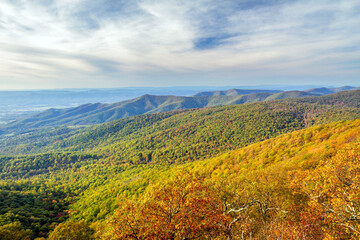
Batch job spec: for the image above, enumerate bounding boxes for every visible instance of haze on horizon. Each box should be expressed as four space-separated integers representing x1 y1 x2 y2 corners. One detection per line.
0 0 359 90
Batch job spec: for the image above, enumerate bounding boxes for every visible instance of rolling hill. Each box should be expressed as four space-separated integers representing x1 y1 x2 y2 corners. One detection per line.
1 87 357 136
192 88 281 96
1 89 360 159
193 86 358 97
1 117 359 238
304 86 359 95
93 119 360 239
1 94 275 130
0 89 359 239
264 90 317 100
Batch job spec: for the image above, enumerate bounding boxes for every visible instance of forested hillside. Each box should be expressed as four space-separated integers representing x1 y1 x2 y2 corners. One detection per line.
0 94 277 133
95 119 360 239
304 86 358 95
1 0 358 238
1 119 359 239
1 90 359 158
1 88 357 136
0 90 359 239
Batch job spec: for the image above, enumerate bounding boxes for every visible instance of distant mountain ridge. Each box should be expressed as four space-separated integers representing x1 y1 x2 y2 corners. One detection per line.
196 86 358 97
193 89 281 96
304 86 358 95
2 89 360 158
1 94 275 131
0 86 358 135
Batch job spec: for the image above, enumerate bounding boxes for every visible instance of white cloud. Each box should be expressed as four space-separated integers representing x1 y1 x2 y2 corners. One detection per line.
0 0 359 89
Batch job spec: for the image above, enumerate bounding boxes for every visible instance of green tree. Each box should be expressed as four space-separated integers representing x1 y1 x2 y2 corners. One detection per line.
48 220 94 240
0 222 32 240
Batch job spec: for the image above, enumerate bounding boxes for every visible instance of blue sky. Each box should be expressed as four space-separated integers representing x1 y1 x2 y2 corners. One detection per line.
0 0 359 89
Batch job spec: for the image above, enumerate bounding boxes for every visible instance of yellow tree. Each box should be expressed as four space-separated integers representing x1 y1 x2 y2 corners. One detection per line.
0 222 32 240
102 173 228 239
296 143 360 239
99 199 144 240
212 174 291 240
48 219 94 240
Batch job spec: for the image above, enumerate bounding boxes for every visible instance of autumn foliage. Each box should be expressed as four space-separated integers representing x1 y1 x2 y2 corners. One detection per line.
0 99 359 239
294 143 360 239
100 174 227 239
97 120 360 239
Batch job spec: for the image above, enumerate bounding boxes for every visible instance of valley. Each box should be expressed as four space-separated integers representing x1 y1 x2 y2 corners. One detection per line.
0 89 359 239
1 1 359 239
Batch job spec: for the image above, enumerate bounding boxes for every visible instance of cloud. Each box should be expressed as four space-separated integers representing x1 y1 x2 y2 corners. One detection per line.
0 0 359 89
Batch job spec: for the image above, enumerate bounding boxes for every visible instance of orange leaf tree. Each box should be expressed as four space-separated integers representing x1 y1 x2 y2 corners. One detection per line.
296 143 360 239
102 173 228 239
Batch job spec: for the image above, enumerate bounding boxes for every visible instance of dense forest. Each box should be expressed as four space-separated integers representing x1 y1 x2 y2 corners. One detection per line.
1 87 357 136
0 90 359 239
1 90 360 157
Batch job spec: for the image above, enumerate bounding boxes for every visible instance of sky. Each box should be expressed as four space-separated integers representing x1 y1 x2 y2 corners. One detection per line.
0 0 359 89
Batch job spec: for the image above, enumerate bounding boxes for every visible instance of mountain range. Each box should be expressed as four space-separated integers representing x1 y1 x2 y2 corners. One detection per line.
1 86 358 135
0 87 359 239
